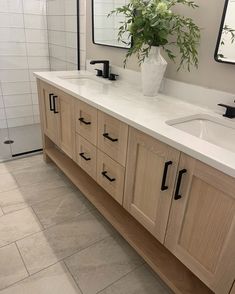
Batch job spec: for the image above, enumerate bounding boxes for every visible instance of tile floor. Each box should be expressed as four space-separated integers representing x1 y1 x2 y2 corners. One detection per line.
0 154 172 294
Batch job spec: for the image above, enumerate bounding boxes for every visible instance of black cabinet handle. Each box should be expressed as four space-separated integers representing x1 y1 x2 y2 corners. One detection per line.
49 93 54 111
79 152 91 161
102 171 116 182
53 95 59 114
174 169 187 200
103 133 118 142
79 117 91 125
161 161 173 191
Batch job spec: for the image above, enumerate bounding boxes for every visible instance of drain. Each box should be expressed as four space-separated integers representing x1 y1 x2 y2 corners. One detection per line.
4 140 14 145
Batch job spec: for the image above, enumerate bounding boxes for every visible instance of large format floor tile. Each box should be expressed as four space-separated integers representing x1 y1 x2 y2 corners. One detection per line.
0 208 42 247
0 262 81 294
12 164 64 187
65 235 144 294
17 211 113 274
0 243 28 291
32 191 93 228
98 264 171 294
0 173 18 193
0 183 76 214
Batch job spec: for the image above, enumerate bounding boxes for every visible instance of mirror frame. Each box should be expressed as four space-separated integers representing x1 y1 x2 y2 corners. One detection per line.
91 0 130 49
214 0 235 64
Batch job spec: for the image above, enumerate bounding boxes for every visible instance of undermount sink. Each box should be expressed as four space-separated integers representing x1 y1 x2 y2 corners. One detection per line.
59 75 112 87
167 114 235 153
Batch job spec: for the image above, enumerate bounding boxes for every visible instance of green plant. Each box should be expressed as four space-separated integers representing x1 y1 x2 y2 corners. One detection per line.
217 25 235 59
109 0 200 70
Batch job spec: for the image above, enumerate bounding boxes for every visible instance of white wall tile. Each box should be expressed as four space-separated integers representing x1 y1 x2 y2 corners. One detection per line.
46 0 64 16
0 57 28 69
26 43 49 57
1 82 31 95
0 28 25 42
3 94 32 107
24 14 47 29
47 15 65 31
7 116 34 128
25 29 48 43
5 105 33 119
0 0 23 14
0 13 24 28
28 57 50 69
0 43 27 56
0 70 29 82
23 0 46 15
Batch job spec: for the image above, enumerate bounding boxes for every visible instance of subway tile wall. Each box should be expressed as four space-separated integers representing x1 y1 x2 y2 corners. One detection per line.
0 0 86 129
0 0 49 129
47 0 86 71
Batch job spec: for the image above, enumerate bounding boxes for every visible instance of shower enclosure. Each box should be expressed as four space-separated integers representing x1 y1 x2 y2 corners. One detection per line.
0 0 85 161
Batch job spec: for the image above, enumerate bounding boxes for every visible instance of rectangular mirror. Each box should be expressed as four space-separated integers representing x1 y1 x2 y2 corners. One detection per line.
92 0 131 49
215 0 235 64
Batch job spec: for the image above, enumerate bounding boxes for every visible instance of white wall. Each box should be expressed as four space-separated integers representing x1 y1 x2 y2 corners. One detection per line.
0 0 50 129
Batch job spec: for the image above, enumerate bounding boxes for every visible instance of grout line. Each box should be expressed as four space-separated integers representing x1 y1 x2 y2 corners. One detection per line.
15 241 30 276
96 264 147 294
63 261 84 294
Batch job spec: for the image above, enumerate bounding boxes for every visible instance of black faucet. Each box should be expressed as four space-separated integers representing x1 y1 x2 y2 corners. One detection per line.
90 60 110 78
218 101 235 118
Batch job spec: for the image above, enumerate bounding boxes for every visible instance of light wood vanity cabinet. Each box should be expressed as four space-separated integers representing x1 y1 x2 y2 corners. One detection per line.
124 128 180 243
39 81 75 158
165 154 235 293
37 79 235 294
98 111 129 167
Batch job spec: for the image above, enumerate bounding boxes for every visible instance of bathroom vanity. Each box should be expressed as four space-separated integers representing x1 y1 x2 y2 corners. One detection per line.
36 70 235 294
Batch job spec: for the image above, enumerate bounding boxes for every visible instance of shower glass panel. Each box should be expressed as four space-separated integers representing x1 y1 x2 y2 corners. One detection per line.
0 0 81 161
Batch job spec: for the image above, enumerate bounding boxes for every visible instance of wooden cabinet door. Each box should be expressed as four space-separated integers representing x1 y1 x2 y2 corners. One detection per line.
124 128 180 243
57 93 75 159
41 86 58 144
165 153 235 294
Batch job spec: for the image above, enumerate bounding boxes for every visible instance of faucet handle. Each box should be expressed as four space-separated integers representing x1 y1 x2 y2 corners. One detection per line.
95 69 103 77
109 73 119 81
218 103 235 119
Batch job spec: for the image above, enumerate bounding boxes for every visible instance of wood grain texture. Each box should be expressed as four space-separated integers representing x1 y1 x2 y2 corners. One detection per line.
45 147 212 294
97 150 125 205
98 111 128 166
165 153 235 294
57 93 75 159
124 127 180 243
75 100 98 146
76 134 97 181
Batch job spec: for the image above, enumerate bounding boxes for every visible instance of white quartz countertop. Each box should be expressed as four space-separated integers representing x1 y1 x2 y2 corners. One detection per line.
35 70 235 178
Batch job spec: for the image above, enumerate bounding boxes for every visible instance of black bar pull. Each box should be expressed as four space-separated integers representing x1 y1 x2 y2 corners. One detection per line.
161 161 173 191
102 171 116 182
79 152 91 161
49 93 54 111
53 95 59 113
174 169 187 200
79 117 91 125
103 133 118 142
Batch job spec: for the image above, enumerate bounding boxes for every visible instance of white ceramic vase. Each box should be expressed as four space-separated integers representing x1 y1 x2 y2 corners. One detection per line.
141 46 167 96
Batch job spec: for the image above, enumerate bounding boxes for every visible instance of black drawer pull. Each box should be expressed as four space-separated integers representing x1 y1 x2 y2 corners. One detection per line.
49 93 54 111
79 152 91 161
161 161 173 191
174 169 187 200
103 133 118 142
79 117 91 125
53 95 59 114
102 171 116 182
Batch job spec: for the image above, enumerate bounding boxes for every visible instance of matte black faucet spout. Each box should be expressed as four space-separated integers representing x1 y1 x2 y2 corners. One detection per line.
90 60 110 78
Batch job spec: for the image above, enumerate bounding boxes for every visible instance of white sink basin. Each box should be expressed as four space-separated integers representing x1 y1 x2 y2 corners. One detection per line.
167 114 235 153
59 75 112 87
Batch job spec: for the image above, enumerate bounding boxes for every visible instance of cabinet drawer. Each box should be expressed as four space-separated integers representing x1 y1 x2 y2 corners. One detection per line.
97 150 125 205
98 111 128 166
76 100 98 145
76 134 97 180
